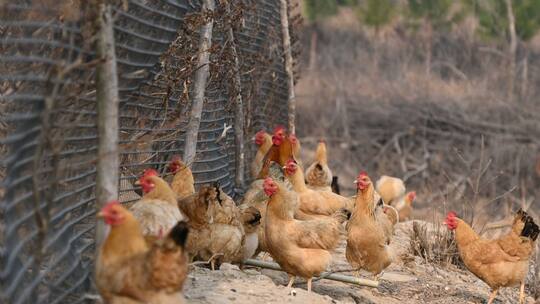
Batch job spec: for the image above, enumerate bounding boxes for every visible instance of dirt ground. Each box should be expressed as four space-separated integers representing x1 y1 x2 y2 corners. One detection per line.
184 221 537 304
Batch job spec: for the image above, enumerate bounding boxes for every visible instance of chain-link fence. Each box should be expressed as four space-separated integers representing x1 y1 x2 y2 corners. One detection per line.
0 0 294 302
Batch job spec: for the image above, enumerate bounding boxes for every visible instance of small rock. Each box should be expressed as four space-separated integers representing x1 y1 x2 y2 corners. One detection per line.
231 288 237 292
220 263 240 271
289 289 297 296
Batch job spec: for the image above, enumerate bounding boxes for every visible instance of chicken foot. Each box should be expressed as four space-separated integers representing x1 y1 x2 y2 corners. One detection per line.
519 281 525 304
487 289 499 304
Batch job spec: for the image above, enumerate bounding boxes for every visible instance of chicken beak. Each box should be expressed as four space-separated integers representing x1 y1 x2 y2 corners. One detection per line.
353 180 358 184
282 166 287 170
134 180 141 186
97 211 105 218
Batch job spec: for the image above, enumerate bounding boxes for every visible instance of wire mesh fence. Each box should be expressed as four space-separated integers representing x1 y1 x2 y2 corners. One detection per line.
0 0 294 302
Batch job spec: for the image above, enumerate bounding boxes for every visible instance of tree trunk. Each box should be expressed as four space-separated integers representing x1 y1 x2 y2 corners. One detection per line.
183 0 215 166
225 1 245 190
425 20 433 77
95 1 119 247
505 0 517 102
520 51 528 101
308 29 317 71
280 0 296 134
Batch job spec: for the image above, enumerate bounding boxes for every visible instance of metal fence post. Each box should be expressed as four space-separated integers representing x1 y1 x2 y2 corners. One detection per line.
95 1 120 247
225 1 246 190
183 0 216 167
280 0 296 134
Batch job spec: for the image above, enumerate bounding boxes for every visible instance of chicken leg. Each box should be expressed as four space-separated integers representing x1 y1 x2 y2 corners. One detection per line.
286 275 296 289
519 281 525 304
487 289 499 304
307 278 312 292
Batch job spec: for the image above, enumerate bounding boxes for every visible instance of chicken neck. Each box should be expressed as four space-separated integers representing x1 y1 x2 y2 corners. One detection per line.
145 176 178 205
454 218 480 246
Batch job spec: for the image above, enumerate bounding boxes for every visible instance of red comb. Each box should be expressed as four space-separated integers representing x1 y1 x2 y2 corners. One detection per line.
273 125 286 134
143 169 159 177
358 171 368 178
447 211 457 218
171 155 181 162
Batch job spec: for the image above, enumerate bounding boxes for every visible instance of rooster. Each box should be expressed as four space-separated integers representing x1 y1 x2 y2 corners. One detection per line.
96 201 189 304
305 140 333 192
168 156 195 200
250 130 273 179
346 172 392 279
263 177 350 292
130 169 185 244
444 210 539 304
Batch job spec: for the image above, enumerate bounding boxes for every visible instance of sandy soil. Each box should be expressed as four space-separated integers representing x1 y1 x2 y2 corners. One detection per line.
184 221 537 304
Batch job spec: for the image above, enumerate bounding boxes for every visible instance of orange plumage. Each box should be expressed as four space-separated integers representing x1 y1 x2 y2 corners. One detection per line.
96 201 189 304
444 210 539 304
130 169 185 244
168 156 195 199
251 130 273 179
346 172 392 277
263 177 350 292
305 140 333 192
283 159 352 218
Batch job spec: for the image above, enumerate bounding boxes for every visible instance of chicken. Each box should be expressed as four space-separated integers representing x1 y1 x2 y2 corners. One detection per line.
346 172 392 279
244 126 298 254
251 130 273 179
305 140 332 192
168 156 195 199
283 159 352 218
375 175 405 205
179 184 245 270
177 186 213 263
379 204 398 244
96 201 189 304
394 191 416 221
242 162 289 255
257 126 297 179
444 209 539 304
263 177 350 292
237 205 262 263
289 132 301 160
130 169 185 244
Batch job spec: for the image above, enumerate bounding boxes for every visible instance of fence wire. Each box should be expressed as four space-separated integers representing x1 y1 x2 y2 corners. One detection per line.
0 0 292 303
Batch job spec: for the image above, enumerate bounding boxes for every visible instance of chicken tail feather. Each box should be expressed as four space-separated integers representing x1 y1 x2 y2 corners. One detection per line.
521 215 540 241
333 208 352 224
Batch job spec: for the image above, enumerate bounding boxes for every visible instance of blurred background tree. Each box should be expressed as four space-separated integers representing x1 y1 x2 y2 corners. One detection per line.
303 0 338 22
464 0 540 100
356 0 395 35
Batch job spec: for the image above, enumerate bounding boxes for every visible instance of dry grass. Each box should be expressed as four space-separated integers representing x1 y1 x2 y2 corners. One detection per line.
409 221 463 268
296 8 540 221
